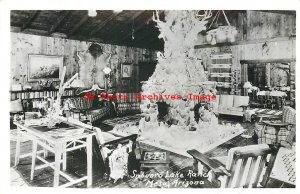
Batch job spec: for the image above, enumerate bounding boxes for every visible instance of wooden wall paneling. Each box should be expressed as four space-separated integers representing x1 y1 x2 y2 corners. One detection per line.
237 12 244 41
247 11 296 40
11 32 158 93
46 36 54 55
246 11 252 40
242 11 247 40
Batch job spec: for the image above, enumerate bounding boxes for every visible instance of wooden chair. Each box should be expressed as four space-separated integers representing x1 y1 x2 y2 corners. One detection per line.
254 106 296 148
93 127 139 178
187 144 279 188
10 99 26 126
64 118 139 178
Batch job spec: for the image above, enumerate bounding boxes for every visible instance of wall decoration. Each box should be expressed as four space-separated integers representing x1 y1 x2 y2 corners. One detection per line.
28 54 63 82
270 63 289 87
88 43 103 58
121 63 132 78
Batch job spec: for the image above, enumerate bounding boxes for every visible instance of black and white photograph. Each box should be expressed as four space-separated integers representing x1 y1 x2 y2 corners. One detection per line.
2 0 298 192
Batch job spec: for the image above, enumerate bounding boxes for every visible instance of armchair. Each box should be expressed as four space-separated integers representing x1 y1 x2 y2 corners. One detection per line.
63 118 140 181
62 118 139 182
187 144 279 188
254 106 295 148
93 127 139 180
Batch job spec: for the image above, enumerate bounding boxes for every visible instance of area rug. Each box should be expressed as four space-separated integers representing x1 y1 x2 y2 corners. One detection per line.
10 167 29 187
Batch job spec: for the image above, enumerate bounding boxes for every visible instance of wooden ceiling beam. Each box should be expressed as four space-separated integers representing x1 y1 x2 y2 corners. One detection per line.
68 11 89 37
48 11 71 35
89 11 123 37
21 10 39 31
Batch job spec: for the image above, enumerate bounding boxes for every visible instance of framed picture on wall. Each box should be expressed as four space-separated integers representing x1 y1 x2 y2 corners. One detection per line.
121 63 132 78
27 54 63 82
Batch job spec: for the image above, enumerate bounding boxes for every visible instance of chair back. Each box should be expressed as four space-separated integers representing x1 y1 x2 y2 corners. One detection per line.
223 144 279 188
68 97 93 110
282 106 296 124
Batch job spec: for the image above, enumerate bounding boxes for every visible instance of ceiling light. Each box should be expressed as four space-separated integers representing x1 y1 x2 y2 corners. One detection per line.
88 10 97 17
113 10 123 13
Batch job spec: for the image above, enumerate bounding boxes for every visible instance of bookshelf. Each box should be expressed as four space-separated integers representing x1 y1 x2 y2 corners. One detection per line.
10 88 76 112
209 53 233 94
10 88 75 101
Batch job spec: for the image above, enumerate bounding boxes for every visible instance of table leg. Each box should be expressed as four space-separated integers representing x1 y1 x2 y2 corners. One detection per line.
54 143 63 187
43 140 48 158
86 135 93 187
63 143 67 171
14 127 21 166
30 140 38 180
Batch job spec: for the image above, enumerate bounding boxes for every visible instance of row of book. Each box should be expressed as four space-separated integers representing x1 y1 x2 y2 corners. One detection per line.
10 89 75 101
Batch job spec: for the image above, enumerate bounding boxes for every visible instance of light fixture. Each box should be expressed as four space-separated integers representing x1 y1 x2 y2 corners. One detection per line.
88 10 97 17
113 10 123 13
131 16 135 40
243 81 252 89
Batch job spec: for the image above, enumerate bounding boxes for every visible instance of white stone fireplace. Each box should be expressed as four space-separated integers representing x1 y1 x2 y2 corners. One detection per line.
139 10 217 128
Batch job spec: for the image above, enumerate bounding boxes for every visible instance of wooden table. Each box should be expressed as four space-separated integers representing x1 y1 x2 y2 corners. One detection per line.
14 120 95 188
256 114 281 122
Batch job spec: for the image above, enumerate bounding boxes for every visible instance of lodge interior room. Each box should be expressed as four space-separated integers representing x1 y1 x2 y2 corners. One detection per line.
10 10 296 188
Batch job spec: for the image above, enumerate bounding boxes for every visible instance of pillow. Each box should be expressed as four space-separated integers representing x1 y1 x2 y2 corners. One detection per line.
233 96 249 107
69 97 93 110
219 95 234 107
10 99 23 113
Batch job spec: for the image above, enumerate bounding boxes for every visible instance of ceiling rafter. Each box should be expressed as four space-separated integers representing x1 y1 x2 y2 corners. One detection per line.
68 11 89 37
89 11 123 37
48 11 71 35
21 10 39 31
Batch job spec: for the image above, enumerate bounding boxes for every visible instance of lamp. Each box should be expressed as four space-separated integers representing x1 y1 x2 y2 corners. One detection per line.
243 81 252 89
243 81 253 97
103 67 112 91
103 67 112 75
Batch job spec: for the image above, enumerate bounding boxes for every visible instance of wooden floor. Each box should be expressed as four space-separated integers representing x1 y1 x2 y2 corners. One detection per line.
10 117 294 188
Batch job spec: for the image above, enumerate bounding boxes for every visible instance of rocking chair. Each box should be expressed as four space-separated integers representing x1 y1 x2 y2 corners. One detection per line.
187 144 279 188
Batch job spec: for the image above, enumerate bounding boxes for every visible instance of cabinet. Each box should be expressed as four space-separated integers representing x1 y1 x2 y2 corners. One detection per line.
209 53 233 94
